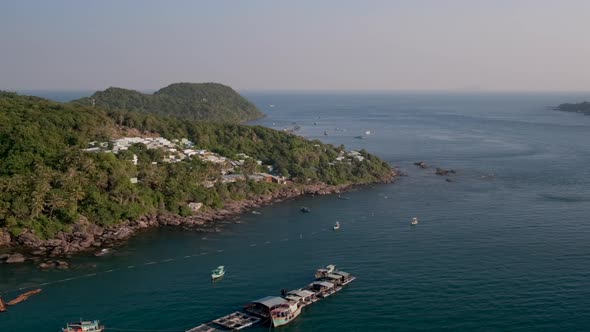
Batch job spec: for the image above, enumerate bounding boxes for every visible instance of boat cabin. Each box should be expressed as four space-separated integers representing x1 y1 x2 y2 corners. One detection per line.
308 281 335 294
244 296 287 319
62 320 104 332
326 273 345 285
285 290 316 304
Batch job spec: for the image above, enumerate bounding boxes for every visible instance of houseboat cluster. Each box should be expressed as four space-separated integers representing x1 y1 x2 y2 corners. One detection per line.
187 264 355 331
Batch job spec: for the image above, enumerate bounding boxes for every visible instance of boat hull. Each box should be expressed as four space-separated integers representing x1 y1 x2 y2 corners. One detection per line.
271 306 302 327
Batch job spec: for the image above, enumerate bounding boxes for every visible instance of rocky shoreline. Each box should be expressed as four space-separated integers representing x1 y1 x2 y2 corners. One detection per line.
0 171 397 267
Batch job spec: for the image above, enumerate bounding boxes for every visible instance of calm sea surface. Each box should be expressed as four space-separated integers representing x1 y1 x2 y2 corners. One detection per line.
2 92 590 331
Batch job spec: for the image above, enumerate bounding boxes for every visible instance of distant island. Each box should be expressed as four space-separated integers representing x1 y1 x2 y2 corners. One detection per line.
556 101 590 115
0 91 395 261
72 82 264 123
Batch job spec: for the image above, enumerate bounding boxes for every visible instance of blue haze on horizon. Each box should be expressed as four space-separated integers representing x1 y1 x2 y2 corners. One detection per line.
2 0 590 92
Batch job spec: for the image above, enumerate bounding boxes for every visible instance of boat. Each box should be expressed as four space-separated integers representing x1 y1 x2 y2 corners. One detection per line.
211 266 225 280
62 320 104 332
333 221 341 230
324 130 329 136
354 135 363 139
269 104 275 108
314 264 336 279
6 289 42 306
365 130 371 135
270 300 302 327
411 217 419 225
337 195 350 200
300 207 311 213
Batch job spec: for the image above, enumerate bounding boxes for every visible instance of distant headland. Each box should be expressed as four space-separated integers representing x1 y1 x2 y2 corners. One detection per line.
72 82 265 123
555 101 590 115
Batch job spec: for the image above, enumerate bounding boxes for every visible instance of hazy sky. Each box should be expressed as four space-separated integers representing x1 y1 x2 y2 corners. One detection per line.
2 0 589 91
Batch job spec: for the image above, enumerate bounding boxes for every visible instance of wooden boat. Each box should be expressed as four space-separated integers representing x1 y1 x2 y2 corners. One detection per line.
6 289 42 306
314 264 336 279
211 266 225 280
62 320 104 332
270 301 302 327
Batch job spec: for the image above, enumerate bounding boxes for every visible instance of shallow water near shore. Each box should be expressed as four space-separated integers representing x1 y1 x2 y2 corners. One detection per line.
2 92 590 331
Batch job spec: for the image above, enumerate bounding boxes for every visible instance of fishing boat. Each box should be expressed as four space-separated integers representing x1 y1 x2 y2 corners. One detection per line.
270 300 303 327
211 266 225 280
315 264 336 279
333 221 341 230
62 320 104 332
411 217 419 225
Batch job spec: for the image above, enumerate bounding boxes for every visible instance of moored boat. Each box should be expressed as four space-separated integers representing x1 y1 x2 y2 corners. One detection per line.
211 266 225 280
314 264 336 279
62 320 104 332
270 300 302 327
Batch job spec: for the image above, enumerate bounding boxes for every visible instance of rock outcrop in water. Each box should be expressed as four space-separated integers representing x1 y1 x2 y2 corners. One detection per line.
435 168 456 176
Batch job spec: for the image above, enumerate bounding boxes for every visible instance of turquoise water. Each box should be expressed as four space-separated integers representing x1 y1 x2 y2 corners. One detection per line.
2 92 590 331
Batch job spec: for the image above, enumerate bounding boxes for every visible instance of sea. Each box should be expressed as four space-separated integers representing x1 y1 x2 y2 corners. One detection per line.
2 91 590 331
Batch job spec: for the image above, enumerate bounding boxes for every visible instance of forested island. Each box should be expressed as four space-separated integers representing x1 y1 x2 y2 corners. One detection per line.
0 91 395 260
72 82 264 122
556 101 590 115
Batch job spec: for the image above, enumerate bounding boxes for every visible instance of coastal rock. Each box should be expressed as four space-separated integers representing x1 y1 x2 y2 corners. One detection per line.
413 161 429 169
0 229 11 246
39 261 57 269
16 230 43 248
56 260 69 269
0 253 10 261
5 253 26 263
113 226 134 240
435 168 456 176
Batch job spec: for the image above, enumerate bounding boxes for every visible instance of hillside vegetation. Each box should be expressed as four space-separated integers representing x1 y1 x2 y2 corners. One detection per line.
72 82 264 122
0 92 392 239
557 102 590 115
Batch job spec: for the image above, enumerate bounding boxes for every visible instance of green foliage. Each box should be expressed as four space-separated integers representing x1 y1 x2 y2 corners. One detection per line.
72 83 264 123
0 92 392 239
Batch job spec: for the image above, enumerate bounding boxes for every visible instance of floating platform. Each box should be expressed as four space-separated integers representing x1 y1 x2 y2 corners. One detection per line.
186 266 354 331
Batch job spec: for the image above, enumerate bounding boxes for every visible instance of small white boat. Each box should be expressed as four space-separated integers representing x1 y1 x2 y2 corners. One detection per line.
333 221 341 230
411 217 419 225
365 130 371 135
315 264 336 279
211 266 225 280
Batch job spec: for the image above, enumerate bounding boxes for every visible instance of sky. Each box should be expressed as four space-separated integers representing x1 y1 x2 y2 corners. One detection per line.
1 0 590 92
